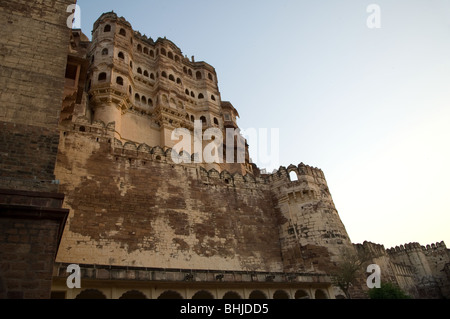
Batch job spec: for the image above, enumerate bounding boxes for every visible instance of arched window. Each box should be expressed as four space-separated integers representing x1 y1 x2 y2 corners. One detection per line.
185 89 189 95
176 78 182 85
135 93 140 101
289 171 298 182
161 71 167 78
119 28 126 36
148 98 153 106
143 47 149 54
150 73 155 80
213 117 219 125
167 51 174 60
116 76 124 86
101 48 108 56
160 48 166 56
137 44 142 52
137 67 142 74
103 25 111 32
118 52 125 60
190 91 195 98
188 69 192 76
208 73 213 81
198 93 204 99
98 72 107 81
190 115 195 122
183 67 187 74
143 70 149 77
169 74 175 82
196 71 202 80
200 116 207 125
211 95 216 101
150 50 154 57
141 96 147 104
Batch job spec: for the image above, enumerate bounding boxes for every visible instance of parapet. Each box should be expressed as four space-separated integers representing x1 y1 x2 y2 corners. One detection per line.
386 241 447 256
353 241 387 257
267 163 325 183
422 241 447 254
66 118 335 192
93 11 132 31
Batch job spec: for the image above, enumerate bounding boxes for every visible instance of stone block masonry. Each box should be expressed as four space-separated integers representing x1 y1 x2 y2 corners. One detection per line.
0 0 76 191
55 130 285 272
0 0 76 299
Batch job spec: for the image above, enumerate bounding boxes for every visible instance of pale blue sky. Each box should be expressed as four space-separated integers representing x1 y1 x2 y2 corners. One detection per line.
75 0 450 248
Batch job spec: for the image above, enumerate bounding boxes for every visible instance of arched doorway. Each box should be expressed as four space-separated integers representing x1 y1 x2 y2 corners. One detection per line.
294 290 310 299
222 291 242 299
314 289 328 299
249 290 268 299
157 290 183 299
192 290 214 299
273 290 290 299
75 289 107 299
119 290 147 299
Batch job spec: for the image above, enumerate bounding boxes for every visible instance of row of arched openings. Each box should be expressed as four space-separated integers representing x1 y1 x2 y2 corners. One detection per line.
102 24 126 37
113 50 215 92
134 93 153 107
102 24 214 83
74 289 329 299
98 72 215 105
184 114 220 126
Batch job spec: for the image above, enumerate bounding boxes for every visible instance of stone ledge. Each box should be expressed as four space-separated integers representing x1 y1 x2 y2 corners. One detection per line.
53 263 331 284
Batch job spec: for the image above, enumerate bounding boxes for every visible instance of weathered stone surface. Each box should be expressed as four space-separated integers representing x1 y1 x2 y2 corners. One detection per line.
0 0 74 300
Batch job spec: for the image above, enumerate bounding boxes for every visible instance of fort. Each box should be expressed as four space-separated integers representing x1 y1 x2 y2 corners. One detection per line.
0 2 449 299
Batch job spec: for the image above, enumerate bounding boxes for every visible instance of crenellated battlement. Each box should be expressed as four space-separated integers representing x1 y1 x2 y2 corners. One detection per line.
354 241 387 257
93 11 132 31
421 241 447 253
64 118 270 188
387 242 422 255
66 117 333 191
386 241 448 256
